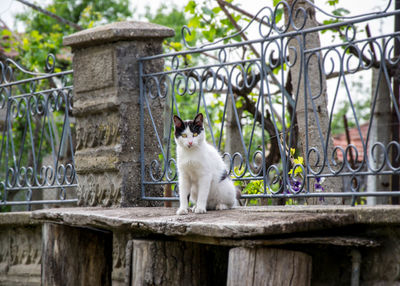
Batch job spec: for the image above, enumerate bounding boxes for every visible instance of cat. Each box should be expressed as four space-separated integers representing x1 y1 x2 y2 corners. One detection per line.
173 113 237 215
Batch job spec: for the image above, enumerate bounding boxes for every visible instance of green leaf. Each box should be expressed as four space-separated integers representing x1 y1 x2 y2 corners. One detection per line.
274 8 283 23
273 0 281 6
185 29 197 42
169 41 182 50
212 7 221 14
326 0 339 6
185 0 197 13
2 29 12 37
332 8 350 17
188 15 201 28
202 25 216 41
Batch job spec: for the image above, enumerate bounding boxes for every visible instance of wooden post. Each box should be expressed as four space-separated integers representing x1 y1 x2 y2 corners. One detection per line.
130 239 229 286
164 184 172 207
227 247 312 286
42 223 113 286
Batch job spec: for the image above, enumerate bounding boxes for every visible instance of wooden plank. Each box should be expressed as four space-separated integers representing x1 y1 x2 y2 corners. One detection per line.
227 247 312 286
175 235 380 248
42 223 112 286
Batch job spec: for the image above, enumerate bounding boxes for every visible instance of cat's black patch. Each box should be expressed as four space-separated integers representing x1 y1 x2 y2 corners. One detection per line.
173 114 204 138
220 171 229 182
188 120 204 134
173 115 186 138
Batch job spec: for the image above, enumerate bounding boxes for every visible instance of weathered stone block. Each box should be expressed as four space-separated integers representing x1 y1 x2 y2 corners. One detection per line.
75 109 120 151
74 48 115 93
76 172 122 206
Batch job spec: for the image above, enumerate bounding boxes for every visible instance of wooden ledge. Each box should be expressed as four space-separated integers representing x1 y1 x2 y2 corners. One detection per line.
30 205 400 240
31 206 355 237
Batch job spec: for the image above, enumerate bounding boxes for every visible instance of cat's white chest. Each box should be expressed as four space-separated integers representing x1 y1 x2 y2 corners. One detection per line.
178 150 207 175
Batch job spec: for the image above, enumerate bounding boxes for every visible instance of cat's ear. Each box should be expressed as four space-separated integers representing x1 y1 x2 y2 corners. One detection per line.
194 113 203 127
173 115 184 129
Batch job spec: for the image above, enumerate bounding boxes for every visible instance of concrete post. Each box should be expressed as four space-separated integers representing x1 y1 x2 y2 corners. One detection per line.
63 21 174 207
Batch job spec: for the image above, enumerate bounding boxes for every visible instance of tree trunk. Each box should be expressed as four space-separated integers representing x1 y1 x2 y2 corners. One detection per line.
285 0 343 204
367 67 391 204
225 94 244 163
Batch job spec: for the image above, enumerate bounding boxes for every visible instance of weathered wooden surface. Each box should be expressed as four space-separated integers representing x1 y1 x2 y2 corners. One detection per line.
42 223 113 286
227 247 312 286
31 205 400 240
177 235 379 248
129 239 228 286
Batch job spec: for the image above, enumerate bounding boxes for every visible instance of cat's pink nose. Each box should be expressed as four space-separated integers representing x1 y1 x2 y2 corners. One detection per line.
188 141 193 146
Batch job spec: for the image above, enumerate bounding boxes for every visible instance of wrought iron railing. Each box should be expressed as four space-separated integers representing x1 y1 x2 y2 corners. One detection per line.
0 54 77 210
139 0 400 205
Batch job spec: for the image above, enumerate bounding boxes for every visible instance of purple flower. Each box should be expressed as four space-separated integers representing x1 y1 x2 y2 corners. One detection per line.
314 177 324 191
315 177 325 202
290 178 302 193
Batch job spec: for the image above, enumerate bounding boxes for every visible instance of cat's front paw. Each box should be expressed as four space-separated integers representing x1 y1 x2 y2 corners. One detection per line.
193 207 206 214
176 208 189 215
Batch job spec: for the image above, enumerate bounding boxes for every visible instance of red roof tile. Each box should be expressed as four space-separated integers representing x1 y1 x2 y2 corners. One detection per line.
333 123 369 162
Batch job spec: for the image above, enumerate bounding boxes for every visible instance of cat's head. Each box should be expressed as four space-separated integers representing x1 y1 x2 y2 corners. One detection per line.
173 113 205 149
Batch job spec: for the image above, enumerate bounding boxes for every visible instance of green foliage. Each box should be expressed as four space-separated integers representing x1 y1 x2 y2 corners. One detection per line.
145 4 190 45
232 166 265 205
7 0 132 71
320 0 351 37
183 0 243 46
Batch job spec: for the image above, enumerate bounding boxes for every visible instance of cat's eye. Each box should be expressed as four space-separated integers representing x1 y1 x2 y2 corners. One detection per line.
182 134 187 138
193 133 198 137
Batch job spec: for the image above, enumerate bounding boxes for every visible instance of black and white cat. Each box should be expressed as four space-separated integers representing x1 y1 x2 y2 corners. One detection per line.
173 113 237 215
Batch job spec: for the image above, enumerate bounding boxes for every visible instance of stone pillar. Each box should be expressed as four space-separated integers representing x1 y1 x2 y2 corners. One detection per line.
63 22 174 207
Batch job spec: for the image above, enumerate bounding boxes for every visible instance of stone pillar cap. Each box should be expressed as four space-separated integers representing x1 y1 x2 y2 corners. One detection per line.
63 21 175 48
